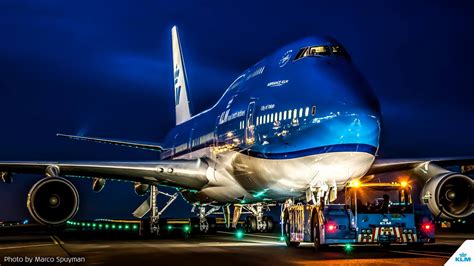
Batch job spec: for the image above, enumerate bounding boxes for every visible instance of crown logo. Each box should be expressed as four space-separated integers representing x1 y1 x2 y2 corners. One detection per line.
460 252 467 258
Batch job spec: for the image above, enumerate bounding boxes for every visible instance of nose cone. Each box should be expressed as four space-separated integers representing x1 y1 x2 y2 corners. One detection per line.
302 59 382 151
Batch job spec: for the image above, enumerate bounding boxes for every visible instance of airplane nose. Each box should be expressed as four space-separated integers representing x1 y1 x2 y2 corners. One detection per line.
309 112 381 151
313 60 382 149
298 61 382 151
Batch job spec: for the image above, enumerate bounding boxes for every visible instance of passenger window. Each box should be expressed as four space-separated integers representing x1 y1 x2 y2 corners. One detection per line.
270 113 273 122
299 108 303 118
263 115 267 124
305 107 309 117
283 111 287 120
293 109 297 119
279 112 282 121
274 113 278 121
288 110 292 119
312 106 316 115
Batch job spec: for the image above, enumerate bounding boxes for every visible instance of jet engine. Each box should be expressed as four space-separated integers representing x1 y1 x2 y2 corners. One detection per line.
27 177 80 225
421 172 473 219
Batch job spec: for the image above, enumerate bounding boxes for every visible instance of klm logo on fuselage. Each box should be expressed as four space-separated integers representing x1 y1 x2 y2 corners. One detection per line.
174 65 181 106
455 253 471 262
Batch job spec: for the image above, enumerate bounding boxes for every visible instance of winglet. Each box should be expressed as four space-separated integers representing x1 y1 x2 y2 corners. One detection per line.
57 133 165 152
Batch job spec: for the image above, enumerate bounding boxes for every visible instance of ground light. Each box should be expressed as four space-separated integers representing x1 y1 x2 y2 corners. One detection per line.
279 235 285 241
183 225 191 232
235 229 244 240
133 225 138 230
344 243 353 253
167 225 173 230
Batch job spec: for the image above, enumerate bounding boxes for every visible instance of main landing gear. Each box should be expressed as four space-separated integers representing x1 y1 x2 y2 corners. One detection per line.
190 205 218 234
242 203 274 233
132 185 179 237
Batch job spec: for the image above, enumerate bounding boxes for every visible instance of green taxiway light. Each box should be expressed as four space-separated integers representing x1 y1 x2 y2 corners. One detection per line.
167 225 173 230
92 223 97 227
105 224 110 229
235 230 244 240
183 225 191 232
344 243 353 253
118 225 123 230
81 223 85 227
279 236 285 241
111 225 116 229
125 225 130 230
133 225 138 230
98 224 103 228
86 223 91 227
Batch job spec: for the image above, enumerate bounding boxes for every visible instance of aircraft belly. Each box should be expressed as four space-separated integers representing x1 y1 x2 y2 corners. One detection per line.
176 149 374 203
232 151 375 201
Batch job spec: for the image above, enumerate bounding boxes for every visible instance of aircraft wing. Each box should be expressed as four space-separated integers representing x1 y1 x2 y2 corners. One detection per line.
0 159 209 190
366 156 474 176
56 134 166 152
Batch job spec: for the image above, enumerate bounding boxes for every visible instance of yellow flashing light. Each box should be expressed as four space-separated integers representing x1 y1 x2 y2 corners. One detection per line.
350 180 361 188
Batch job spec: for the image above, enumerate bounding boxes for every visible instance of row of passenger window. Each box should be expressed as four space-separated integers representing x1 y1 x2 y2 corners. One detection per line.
256 106 315 126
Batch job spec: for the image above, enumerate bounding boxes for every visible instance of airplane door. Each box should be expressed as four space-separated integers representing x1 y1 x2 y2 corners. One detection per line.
245 101 256 145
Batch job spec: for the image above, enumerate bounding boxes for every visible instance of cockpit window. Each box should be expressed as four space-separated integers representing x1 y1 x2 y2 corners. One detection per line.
307 46 331 56
331 45 347 56
294 45 349 60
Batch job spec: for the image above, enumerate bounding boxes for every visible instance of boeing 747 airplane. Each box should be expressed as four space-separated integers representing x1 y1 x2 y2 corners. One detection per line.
0 26 472 247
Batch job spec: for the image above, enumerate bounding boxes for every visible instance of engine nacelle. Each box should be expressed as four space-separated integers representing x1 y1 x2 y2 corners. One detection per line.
421 172 473 219
134 182 150 196
27 177 80 225
1 172 13 183
92 178 106 192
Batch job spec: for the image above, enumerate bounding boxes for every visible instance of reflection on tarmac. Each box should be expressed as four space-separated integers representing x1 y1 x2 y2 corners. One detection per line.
0 229 472 266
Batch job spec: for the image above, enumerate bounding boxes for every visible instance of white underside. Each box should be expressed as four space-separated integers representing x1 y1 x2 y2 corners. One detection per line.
176 148 375 203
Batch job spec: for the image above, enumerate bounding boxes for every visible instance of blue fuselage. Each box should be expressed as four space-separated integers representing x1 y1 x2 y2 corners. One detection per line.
162 36 381 163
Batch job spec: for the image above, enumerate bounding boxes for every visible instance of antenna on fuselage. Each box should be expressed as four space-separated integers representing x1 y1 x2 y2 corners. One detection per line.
171 26 192 125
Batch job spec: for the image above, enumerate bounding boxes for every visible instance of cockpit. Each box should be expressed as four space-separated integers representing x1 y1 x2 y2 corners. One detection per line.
294 45 349 60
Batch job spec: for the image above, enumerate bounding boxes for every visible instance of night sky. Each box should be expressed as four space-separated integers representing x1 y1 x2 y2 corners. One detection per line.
1 0 473 220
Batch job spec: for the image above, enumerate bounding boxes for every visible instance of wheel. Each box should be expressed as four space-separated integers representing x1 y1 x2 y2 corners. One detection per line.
312 212 326 251
245 216 257 233
283 211 300 247
263 216 274 233
207 217 217 233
